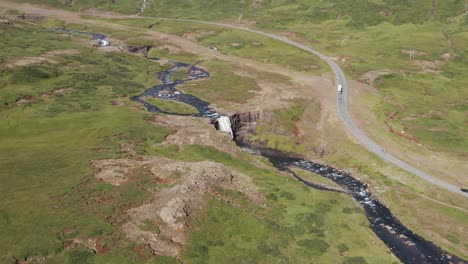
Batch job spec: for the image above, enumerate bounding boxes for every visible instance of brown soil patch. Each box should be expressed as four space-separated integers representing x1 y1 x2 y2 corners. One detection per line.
401 49 427 56
411 59 443 69
0 19 11 24
379 10 393 17
83 7 123 16
182 30 215 42
409 53 453 74
91 158 141 186
43 49 80 56
5 57 55 68
251 41 262 46
42 87 74 98
158 44 183 54
251 0 263 7
65 236 111 255
359 69 395 87
98 45 125 53
95 237 111 254
384 111 419 142
15 95 34 105
3 49 80 68
441 52 452 61
111 100 124 106
331 56 352 64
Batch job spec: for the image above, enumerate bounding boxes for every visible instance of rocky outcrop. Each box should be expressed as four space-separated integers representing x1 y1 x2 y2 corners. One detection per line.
127 45 153 57
229 111 263 145
91 155 263 258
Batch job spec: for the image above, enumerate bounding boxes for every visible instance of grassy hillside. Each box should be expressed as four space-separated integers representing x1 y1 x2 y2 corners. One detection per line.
1 2 467 263
0 18 400 263
14 0 466 25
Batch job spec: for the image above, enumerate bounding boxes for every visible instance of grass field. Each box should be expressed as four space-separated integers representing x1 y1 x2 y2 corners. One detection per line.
178 60 260 105
144 97 199 115
0 21 171 262
1 3 467 263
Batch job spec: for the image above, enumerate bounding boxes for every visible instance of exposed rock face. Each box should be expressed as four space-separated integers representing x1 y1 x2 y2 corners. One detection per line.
150 115 239 155
91 156 263 258
127 45 153 57
15 95 34 106
91 158 140 186
230 111 263 145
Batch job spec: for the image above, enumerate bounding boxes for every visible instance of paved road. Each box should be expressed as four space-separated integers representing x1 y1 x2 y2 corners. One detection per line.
147 18 466 197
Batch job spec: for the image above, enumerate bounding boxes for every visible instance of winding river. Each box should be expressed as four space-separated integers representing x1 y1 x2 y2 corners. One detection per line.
67 29 466 264
130 62 219 118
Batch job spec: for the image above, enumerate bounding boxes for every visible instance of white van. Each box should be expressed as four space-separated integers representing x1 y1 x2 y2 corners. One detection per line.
337 85 343 94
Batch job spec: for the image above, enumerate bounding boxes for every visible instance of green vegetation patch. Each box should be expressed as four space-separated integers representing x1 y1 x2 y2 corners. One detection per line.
171 68 188 81
179 60 260 104
251 100 308 154
198 27 326 72
144 97 199 115
0 22 170 262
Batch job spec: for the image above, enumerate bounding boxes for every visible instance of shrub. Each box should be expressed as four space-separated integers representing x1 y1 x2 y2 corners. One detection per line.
0 78 7 89
345 256 369 264
266 193 278 201
9 66 57 84
279 190 295 200
298 239 329 256
338 243 349 254
67 247 95 264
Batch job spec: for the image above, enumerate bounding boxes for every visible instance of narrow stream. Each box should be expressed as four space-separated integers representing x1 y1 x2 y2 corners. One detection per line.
130 62 220 118
64 29 466 264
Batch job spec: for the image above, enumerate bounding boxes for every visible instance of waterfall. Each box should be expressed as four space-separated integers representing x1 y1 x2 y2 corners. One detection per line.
216 116 233 138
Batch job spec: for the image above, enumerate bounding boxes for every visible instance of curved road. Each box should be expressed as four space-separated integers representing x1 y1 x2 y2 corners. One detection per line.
147 18 466 197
